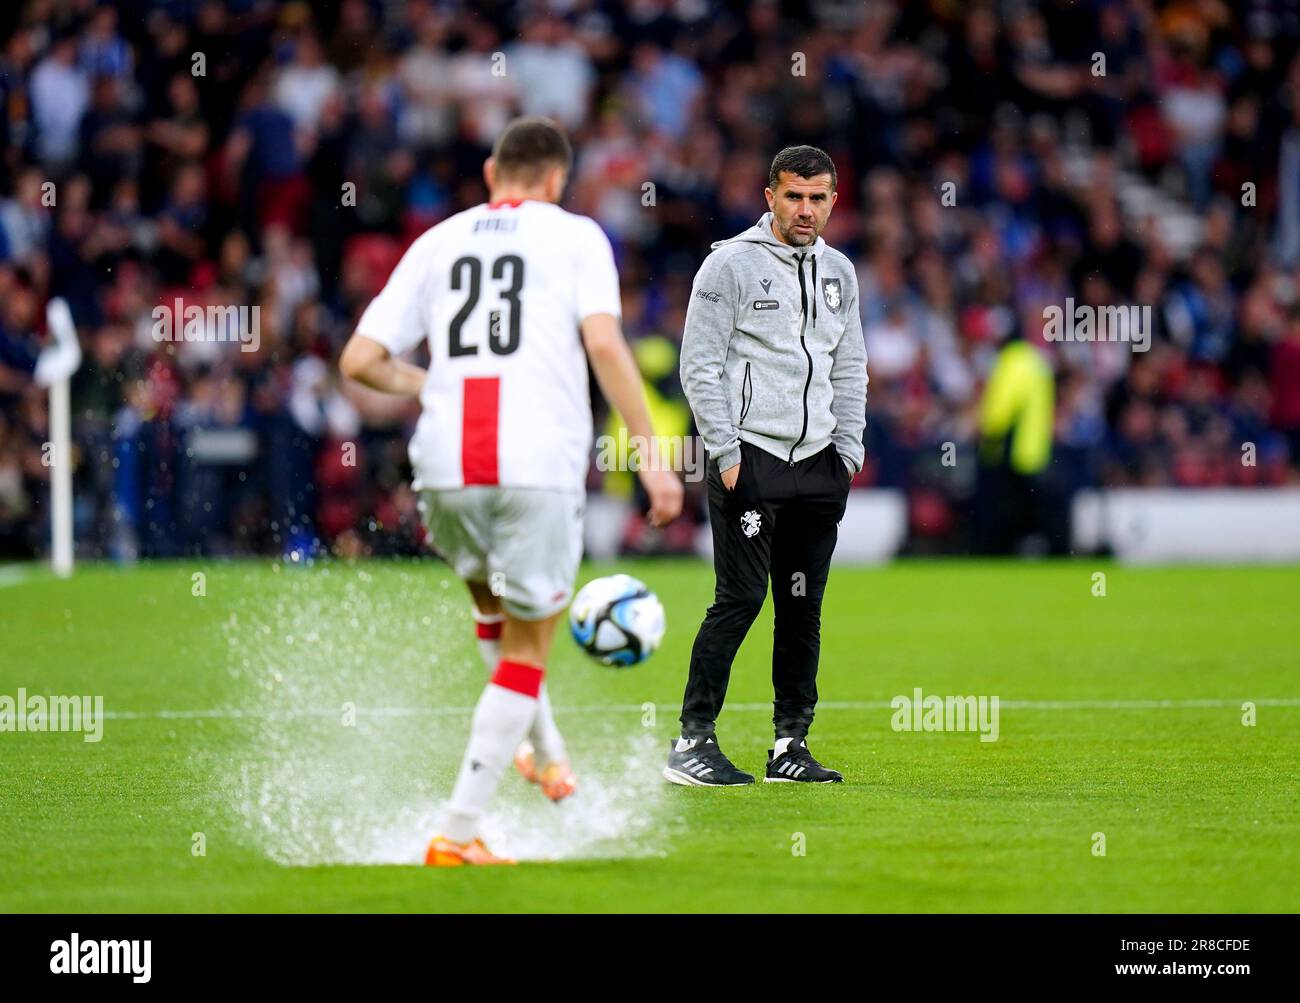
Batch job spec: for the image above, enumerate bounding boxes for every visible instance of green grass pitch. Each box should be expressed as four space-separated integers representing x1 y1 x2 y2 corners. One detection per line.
1 558 1296 913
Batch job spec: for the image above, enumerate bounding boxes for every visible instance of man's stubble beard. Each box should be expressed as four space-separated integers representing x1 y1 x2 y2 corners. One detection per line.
774 214 825 247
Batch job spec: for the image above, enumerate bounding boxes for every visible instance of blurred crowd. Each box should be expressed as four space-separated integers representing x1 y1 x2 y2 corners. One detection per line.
2 0 1300 560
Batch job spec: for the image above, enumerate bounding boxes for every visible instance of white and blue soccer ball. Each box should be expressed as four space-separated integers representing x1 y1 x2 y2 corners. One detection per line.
569 574 665 667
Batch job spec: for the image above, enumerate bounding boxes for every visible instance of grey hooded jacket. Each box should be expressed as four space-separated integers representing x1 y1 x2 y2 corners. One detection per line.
680 212 868 474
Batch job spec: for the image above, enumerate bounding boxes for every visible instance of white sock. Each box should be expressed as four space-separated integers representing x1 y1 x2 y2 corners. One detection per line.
472 611 566 766
440 674 540 844
529 684 567 765
773 736 797 757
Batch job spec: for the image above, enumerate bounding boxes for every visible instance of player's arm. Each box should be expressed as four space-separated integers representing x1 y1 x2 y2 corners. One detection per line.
581 312 684 527
828 271 868 475
341 232 434 396
679 251 742 488
339 333 426 397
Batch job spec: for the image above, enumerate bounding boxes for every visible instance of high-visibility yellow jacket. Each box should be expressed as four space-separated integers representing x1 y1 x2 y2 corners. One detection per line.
978 341 1054 475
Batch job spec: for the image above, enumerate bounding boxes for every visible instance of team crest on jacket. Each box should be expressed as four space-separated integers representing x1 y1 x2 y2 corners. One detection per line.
821 277 842 313
741 510 762 538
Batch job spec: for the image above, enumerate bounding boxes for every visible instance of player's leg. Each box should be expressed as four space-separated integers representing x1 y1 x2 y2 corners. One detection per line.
430 607 563 865
489 488 585 801
466 581 506 671
418 489 517 864
680 444 776 735
428 487 585 864
764 445 848 783
668 443 778 785
464 579 569 794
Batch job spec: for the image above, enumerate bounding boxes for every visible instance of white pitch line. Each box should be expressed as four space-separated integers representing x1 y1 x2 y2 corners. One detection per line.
0 566 28 588
97 697 1300 721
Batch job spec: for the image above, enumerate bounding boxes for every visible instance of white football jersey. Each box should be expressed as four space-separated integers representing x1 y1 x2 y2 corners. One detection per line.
357 199 621 491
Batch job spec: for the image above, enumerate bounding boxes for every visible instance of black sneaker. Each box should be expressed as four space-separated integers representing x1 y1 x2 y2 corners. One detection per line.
764 738 843 783
662 736 755 786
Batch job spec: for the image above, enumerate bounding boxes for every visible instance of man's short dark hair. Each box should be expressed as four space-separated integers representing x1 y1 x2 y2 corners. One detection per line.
768 145 837 191
492 117 573 183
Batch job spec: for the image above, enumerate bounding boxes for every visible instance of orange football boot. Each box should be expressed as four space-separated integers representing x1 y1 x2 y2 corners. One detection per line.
513 740 540 783
514 741 577 802
424 835 515 867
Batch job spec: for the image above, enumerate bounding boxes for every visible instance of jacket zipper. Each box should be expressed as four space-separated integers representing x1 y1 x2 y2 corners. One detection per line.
739 361 752 426
790 253 814 463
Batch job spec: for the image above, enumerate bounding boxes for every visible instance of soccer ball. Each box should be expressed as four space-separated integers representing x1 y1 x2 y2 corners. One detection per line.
569 574 665 667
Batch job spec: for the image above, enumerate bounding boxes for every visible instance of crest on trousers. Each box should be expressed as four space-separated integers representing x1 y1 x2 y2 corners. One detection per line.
821 277 842 314
741 510 762 538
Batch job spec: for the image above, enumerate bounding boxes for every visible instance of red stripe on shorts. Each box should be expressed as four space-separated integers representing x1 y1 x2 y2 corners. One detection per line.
491 659 543 698
461 376 500 485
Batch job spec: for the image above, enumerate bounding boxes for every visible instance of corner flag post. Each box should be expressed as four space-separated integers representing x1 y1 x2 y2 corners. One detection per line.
37 298 82 578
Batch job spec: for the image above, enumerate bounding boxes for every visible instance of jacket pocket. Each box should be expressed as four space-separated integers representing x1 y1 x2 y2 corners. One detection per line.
738 362 753 426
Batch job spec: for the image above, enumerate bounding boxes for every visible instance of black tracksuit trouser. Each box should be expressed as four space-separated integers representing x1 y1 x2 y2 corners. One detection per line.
680 439 851 740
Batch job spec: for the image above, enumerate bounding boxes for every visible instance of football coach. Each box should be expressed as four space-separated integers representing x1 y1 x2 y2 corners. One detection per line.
664 146 868 787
